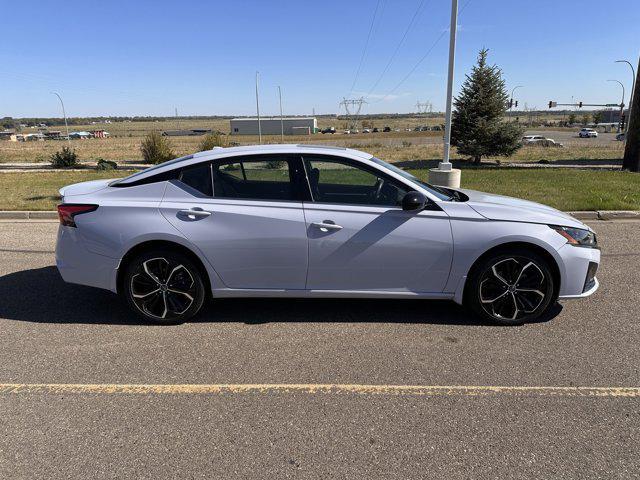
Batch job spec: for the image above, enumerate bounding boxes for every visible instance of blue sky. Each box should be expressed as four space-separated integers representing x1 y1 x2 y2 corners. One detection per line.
1 0 638 117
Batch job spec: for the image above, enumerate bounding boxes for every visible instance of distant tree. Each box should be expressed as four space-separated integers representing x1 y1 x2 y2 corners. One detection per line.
140 131 175 164
198 132 226 151
581 114 590 126
451 48 523 164
568 113 577 125
591 111 604 125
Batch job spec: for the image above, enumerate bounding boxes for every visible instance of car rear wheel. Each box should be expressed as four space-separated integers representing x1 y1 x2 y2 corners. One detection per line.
122 249 206 324
465 249 556 325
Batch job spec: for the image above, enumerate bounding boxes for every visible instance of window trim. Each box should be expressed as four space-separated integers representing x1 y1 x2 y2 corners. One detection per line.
299 153 422 209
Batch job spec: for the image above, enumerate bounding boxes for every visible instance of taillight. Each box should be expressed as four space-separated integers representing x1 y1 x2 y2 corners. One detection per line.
57 204 98 227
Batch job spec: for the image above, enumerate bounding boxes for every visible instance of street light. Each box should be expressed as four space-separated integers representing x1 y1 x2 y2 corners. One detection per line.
616 60 636 134
51 91 70 146
428 0 461 188
277 86 284 142
607 79 625 132
510 85 523 117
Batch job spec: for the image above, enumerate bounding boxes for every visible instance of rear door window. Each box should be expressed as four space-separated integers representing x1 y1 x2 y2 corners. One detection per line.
212 155 302 201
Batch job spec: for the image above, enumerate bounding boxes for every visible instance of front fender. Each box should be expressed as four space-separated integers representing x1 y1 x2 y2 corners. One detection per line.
446 220 568 304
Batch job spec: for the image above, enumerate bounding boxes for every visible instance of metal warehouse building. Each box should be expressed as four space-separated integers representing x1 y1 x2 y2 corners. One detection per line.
230 117 317 135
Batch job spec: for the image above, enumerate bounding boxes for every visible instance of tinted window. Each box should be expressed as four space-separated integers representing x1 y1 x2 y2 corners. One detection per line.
179 163 213 196
212 156 296 201
303 156 409 207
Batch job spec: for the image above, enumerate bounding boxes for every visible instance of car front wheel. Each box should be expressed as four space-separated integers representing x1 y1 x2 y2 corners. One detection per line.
466 249 556 325
123 249 206 324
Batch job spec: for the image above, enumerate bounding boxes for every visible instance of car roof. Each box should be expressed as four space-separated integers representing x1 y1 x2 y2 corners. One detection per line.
115 144 373 185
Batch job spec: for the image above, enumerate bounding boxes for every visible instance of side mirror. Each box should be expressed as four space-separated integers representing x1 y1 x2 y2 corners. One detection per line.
402 191 427 211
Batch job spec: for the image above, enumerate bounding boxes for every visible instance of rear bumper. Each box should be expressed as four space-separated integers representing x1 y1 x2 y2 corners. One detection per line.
55 225 119 292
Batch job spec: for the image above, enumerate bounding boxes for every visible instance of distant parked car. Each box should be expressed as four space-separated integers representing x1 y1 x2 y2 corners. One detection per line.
616 132 625 141
383 126 391 132
523 135 563 147
579 128 598 138
372 127 379 133
522 135 546 144
362 128 371 133
321 127 336 134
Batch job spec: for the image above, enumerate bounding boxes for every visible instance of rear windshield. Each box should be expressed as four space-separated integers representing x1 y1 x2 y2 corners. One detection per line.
111 155 194 185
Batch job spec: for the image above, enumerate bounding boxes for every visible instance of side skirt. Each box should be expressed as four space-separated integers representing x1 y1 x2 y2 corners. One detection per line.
211 288 454 300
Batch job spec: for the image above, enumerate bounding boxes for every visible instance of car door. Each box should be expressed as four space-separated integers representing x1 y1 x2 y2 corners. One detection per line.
159 155 309 290
301 154 453 293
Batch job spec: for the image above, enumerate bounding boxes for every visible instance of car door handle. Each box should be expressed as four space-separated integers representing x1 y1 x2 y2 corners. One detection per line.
311 221 343 232
178 208 211 219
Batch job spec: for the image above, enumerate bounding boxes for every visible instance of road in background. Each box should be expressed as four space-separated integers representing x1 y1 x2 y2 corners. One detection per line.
0 220 638 479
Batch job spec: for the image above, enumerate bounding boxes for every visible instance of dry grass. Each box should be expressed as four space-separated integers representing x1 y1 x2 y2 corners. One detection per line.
0 116 623 165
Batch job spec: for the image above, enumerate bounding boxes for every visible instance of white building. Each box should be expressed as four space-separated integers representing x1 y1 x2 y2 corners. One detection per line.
230 117 317 135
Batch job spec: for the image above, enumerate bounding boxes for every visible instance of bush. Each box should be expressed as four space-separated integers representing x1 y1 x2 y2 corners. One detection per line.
50 146 78 168
96 158 118 170
265 160 285 169
198 132 226 151
140 131 175 164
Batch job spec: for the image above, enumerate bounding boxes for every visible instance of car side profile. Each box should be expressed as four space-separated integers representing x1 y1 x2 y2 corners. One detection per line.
579 128 598 138
56 144 600 325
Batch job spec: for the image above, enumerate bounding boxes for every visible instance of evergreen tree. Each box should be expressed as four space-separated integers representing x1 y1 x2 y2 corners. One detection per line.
451 48 523 164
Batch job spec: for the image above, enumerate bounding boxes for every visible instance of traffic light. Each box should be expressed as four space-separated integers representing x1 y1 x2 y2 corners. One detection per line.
578 101 583 108
548 101 557 108
515 101 518 107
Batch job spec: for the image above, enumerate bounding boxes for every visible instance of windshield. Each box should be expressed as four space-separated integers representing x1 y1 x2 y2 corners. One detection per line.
112 154 194 185
369 156 455 201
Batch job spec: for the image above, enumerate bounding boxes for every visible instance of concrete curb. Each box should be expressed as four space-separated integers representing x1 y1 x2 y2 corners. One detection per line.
1 210 639 221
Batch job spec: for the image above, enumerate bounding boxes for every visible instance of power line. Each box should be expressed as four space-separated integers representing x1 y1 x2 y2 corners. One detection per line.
348 0 383 96
364 0 431 97
371 0 473 104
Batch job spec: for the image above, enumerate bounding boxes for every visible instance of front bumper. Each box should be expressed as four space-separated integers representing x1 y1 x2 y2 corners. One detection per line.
557 243 601 299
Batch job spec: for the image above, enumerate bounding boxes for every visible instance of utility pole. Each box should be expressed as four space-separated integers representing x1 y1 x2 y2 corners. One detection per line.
339 97 367 130
277 86 284 142
616 59 636 135
428 0 461 188
51 92 70 146
175 107 179 131
255 71 262 143
623 56 640 172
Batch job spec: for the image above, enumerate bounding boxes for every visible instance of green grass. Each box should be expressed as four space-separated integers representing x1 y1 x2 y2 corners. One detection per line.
0 169 638 211
410 168 640 211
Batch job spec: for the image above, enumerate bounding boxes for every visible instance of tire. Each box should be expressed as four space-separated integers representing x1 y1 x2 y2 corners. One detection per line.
122 249 206 325
465 248 556 326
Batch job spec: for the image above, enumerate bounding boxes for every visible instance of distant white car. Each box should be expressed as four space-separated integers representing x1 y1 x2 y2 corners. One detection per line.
522 135 546 144
522 135 563 147
579 128 598 138
362 128 371 133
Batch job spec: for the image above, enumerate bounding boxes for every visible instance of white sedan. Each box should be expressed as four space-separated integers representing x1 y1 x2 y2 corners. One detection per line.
55 145 600 325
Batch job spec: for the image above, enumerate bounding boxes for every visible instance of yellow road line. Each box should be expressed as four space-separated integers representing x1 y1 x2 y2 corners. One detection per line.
0 383 639 397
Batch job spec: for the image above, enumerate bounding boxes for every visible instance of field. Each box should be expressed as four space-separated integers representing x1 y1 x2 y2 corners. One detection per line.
0 117 623 165
1 168 637 211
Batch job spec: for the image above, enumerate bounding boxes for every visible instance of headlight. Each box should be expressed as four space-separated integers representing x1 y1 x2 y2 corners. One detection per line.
550 225 598 248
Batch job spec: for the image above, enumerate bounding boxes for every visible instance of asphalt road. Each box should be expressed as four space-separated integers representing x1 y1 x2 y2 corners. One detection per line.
0 220 638 479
